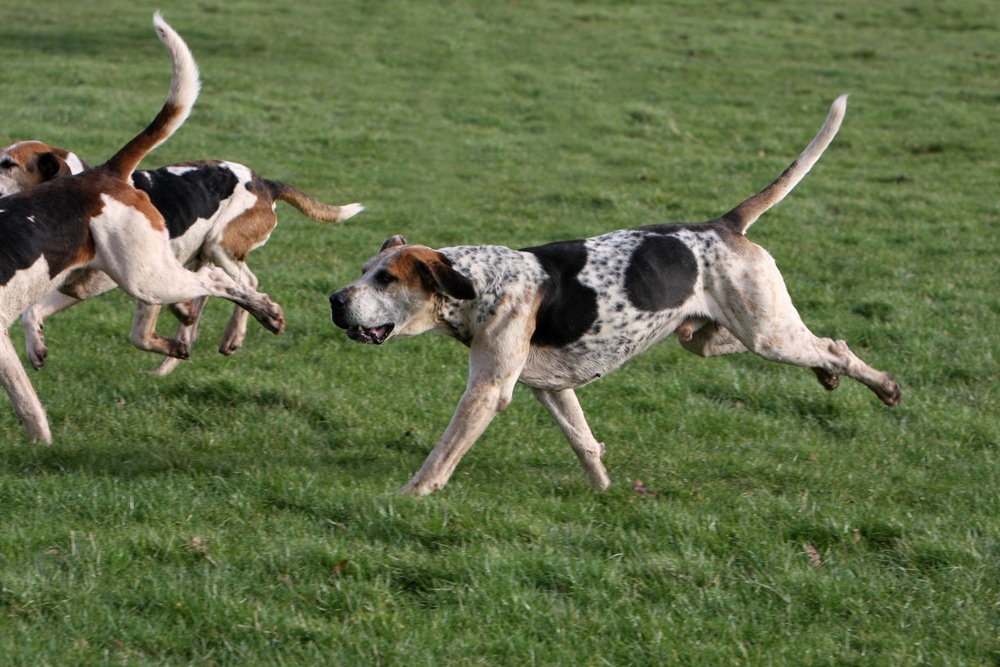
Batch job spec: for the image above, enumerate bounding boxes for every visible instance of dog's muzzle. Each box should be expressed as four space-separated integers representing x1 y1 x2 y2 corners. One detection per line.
329 291 395 345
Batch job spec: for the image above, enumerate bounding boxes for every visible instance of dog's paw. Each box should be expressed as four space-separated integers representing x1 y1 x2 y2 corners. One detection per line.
877 373 902 407
261 310 286 335
812 367 840 391
218 330 246 355
219 340 243 355
249 296 285 335
398 478 438 497
28 343 48 370
164 338 191 360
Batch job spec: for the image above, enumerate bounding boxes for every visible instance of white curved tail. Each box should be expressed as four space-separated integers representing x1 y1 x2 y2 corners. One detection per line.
102 12 201 180
721 95 848 234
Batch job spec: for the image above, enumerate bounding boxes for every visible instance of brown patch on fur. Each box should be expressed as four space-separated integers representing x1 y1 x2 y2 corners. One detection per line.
219 199 279 261
105 178 167 233
387 246 446 292
385 246 475 300
71 232 97 268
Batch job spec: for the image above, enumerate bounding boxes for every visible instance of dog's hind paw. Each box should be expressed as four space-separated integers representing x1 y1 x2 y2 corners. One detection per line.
812 367 840 391
877 373 902 407
241 293 285 334
28 344 48 370
260 309 285 335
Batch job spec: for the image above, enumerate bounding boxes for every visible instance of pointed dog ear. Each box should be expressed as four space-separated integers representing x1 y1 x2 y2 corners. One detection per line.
379 235 408 253
36 152 71 181
420 254 476 301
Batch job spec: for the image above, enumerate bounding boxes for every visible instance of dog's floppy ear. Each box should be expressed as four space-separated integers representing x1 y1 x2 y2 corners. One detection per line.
420 253 476 301
36 152 71 181
380 235 408 253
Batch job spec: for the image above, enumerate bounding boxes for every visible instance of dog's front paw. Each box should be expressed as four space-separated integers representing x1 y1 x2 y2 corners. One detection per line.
398 477 440 497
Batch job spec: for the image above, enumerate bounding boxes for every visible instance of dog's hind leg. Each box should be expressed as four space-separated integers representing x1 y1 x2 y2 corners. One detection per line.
532 387 611 490
92 199 284 339
217 265 257 356
198 249 259 356
0 329 51 443
717 251 900 406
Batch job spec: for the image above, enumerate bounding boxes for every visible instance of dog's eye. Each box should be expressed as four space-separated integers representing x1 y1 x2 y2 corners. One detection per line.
0 159 15 170
374 270 397 286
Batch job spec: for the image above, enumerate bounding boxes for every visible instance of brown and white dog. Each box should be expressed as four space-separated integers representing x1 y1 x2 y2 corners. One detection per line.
329 95 902 496
0 145 362 375
0 14 285 442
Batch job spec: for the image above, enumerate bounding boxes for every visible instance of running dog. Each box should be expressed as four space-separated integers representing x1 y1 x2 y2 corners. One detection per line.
0 142 362 375
0 14 285 442
328 95 901 496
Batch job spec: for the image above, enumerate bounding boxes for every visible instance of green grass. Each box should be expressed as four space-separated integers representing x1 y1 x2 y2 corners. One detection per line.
0 0 997 664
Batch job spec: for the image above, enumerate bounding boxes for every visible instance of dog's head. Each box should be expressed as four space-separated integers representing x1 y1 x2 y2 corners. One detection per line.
0 141 90 197
329 235 476 345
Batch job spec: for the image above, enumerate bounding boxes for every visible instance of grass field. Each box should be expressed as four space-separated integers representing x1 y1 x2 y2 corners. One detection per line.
0 0 997 664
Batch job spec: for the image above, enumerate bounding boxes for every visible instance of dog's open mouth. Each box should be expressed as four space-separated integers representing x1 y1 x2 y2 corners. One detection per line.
342 323 395 345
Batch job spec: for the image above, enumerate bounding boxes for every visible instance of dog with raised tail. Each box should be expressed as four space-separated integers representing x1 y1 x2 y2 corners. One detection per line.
329 95 901 496
0 13 285 442
0 142 363 376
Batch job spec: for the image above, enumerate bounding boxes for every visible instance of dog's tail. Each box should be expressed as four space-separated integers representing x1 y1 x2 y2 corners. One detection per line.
720 95 848 235
101 13 200 181
265 180 364 223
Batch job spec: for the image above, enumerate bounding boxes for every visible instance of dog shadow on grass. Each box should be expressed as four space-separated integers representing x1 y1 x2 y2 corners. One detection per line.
0 378 361 481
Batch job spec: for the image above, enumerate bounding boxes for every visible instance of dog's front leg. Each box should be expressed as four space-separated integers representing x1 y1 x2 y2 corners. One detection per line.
531 387 611 491
400 310 533 496
399 381 515 496
0 330 51 443
129 303 191 360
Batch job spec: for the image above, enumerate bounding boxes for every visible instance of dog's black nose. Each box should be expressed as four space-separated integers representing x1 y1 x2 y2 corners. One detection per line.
329 291 347 314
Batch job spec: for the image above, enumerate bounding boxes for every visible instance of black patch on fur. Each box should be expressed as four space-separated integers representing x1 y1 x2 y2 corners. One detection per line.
522 239 598 347
0 179 95 285
133 162 239 239
625 234 698 311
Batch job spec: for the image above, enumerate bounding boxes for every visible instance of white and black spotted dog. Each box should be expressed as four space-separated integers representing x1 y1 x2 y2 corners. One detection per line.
0 143 362 375
329 95 902 496
0 14 286 443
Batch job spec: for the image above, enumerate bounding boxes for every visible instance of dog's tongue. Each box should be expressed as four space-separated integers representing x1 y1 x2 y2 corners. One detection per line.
369 325 392 344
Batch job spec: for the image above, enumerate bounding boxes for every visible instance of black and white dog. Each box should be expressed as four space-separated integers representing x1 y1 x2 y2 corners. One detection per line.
329 96 901 496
